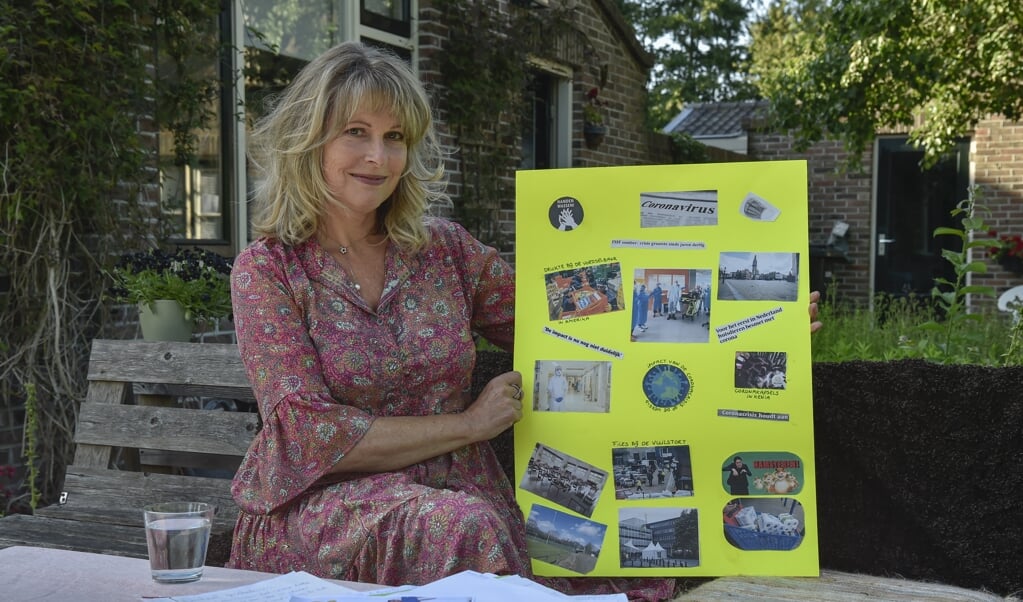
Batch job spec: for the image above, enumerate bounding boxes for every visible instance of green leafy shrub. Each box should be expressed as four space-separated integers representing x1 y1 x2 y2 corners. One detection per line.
109 248 233 323
924 185 998 362
812 186 1021 366
0 0 223 508
812 290 1014 366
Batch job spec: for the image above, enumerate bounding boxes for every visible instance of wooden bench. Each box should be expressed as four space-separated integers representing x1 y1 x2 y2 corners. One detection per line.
0 340 1007 601
0 339 256 561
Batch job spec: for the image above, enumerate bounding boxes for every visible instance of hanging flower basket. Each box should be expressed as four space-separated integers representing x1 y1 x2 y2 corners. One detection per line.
583 86 607 149
583 122 607 149
987 231 1023 274
998 255 1023 274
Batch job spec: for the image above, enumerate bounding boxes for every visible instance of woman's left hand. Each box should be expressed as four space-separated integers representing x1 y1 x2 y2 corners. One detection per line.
809 290 823 334
463 371 524 442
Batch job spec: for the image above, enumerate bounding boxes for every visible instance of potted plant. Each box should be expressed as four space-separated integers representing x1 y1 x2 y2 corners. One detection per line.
986 230 1023 273
583 86 608 149
108 247 233 341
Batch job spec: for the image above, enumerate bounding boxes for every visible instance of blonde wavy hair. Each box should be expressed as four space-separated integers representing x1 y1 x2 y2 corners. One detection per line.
247 41 448 252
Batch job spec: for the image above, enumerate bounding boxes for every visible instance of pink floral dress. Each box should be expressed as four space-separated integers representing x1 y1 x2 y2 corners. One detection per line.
227 218 673 601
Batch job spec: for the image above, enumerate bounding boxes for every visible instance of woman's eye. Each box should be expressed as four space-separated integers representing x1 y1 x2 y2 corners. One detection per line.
386 131 405 141
345 127 364 136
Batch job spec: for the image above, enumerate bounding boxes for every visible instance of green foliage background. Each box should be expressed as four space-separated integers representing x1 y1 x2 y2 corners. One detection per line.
749 0 1023 167
0 0 221 510
619 0 758 128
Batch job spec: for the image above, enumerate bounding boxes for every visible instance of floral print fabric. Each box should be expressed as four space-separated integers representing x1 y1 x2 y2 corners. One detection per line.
227 218 673 601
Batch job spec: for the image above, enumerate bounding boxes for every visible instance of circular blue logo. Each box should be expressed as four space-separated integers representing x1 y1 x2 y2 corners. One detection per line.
642 363 692 409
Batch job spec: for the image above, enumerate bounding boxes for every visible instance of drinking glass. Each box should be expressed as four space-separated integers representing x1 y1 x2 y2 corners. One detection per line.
143 501 214 583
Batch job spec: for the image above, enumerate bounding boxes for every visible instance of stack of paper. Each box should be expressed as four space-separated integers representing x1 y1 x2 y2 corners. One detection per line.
144 570 626 602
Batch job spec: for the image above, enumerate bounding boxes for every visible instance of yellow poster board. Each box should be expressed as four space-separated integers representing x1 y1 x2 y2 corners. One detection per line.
513 161 819 578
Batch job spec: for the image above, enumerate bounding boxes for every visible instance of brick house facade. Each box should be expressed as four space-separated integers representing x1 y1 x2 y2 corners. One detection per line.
751 119 1023 311
669 101 1023 311
418 0 673 261
1 0 675 507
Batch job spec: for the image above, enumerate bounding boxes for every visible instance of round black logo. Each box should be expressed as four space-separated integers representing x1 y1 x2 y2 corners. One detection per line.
548 196 584 231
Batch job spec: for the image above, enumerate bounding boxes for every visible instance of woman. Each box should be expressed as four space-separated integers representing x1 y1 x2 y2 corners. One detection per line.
724 456 753 495
228 41 673 601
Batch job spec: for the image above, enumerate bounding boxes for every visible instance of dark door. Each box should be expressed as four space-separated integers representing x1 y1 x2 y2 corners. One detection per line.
520 72 555 170
874 137 970 298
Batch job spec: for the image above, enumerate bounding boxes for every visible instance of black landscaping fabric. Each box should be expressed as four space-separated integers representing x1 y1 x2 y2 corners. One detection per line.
811 360 1023 595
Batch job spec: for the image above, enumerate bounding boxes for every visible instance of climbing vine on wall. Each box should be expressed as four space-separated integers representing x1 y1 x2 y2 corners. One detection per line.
0 0 223 510
435 0 581 251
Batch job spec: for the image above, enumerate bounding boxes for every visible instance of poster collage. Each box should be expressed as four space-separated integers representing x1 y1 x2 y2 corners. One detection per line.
513 161 819 578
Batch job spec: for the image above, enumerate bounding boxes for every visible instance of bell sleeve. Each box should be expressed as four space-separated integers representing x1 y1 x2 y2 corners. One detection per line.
229 242 375 514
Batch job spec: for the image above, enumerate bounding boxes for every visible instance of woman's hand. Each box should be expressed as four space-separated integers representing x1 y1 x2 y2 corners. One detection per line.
463 371 524 441
810 290 823 334
332 371 522 473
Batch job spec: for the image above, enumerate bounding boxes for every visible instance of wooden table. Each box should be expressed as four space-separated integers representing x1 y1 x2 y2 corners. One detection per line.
0 545 380 601
4 545 1004 602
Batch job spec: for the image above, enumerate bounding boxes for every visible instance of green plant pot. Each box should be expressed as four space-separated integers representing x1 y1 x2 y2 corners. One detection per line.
138 300 195 342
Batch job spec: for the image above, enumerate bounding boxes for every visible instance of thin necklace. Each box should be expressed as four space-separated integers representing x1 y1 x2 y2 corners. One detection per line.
333 248 366 291
319 232 386 292
327 231 386 256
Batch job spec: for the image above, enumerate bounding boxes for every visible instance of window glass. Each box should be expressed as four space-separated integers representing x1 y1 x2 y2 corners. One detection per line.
360 37 412 63
242 0 338 61
361 0 411 37
230 2 415 245
242 2 340 241
159 16 224 242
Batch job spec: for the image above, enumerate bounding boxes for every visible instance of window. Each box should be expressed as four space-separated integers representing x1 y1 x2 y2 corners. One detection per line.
159 1 415 251
158 15 225 243
521 73 554 170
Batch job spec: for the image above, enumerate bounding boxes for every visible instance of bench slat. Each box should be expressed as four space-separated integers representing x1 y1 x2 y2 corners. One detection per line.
37 466 238 531
0 514 150 559
74 381 131 468
0 340 251 565
75 402 258 456
87 339 251 388
138 449 244 473
134 382 256 402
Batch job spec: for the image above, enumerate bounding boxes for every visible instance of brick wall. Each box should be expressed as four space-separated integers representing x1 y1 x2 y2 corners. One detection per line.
750 134 874 305
750 117 1023 310
419 0 673 262
567 0 671 168
971 117 1023 310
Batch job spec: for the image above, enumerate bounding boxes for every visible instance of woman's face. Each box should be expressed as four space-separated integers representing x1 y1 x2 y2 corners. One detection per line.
321 108 407 217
